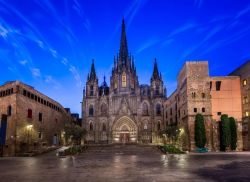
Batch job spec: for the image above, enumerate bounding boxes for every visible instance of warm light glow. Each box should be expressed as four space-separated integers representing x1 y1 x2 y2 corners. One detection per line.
243 79 247 86
122 72 126 87
131 137 136 141
26 124 33 129
114 138 119 141
246 112 249 117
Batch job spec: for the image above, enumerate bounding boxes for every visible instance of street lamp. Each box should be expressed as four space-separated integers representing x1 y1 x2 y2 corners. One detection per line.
26 124 33 152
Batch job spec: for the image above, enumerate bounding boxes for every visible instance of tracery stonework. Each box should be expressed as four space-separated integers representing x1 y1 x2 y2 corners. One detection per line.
82 19 166 144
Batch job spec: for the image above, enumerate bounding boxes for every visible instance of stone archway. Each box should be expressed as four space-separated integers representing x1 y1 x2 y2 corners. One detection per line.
112 116 137 143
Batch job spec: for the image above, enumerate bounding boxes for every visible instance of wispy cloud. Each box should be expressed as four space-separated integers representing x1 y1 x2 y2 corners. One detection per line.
235 5 250 19
160 22 196 47
45 75 61 89
177 25 223 62
194 0 203 8
35 0 78 42
0 23 9 39
30 68 41 77
168 23 196 38
136 36 160 53
61 57 68 66
69 65 83 87
198 25 250 57
72 0 91 32
124 0 148 28
19 59 27 65
161 39 174 46
106 0 148 47
49 48 58 58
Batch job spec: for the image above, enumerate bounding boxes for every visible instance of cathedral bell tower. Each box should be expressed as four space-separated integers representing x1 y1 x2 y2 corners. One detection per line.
86 59 98 98
110 18 139 94
150 58 165 97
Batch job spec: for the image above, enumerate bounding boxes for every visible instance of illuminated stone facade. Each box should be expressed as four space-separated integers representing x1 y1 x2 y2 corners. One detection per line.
166 62 244 151
0 81 71 156
230 61 250 150
82 20 166 144
82 19 247 151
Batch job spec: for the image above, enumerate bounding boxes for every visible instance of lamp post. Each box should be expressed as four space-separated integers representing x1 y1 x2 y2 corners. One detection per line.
26 124 33 152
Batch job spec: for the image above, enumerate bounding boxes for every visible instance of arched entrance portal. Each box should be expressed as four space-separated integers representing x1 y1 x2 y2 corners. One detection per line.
112 116 137 143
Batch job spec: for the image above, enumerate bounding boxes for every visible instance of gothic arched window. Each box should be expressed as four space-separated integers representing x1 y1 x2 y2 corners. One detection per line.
156 104 161 115
101 103 107 115
89 105 94 116
155 84 160 95
142 103 149 116
90 122 93 131
103 123 106 131
157 122 161 131
90 85 94 96
122 72 126 87
114 75 118 89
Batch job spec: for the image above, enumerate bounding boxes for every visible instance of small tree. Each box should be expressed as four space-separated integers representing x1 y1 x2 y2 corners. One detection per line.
229 117 237 150
220 114 231 151
162 125 180 144
195 114 207 148
64 124 87 145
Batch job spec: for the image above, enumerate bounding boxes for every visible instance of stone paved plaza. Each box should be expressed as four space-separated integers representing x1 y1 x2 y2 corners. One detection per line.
0 145 250 182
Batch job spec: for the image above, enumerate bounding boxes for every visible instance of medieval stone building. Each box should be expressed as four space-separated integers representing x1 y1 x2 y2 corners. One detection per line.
82 19 248 151
82 19 166 144
0 81 72 156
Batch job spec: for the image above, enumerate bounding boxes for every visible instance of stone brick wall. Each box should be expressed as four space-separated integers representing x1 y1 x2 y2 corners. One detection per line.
0 81 71 156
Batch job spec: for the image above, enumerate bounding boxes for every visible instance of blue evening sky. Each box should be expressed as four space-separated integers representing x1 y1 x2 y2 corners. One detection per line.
0 0 250 115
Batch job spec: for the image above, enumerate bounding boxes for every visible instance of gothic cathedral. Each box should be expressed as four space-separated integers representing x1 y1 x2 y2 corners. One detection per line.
82 19 166 144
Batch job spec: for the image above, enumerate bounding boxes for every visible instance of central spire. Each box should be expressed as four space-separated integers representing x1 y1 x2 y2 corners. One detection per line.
119 18 129 66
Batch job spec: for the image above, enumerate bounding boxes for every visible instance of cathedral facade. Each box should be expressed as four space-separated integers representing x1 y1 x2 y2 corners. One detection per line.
82 19 166 144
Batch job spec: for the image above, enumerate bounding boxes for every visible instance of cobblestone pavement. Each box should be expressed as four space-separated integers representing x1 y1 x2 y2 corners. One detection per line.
1 145 250 182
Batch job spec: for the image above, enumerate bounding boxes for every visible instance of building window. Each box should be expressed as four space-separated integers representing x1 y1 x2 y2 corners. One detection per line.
192 92 196 98
23 90 27 96
202 107 205 112
90 122 93 131
122 72 127 87
89 105 94 116
144 123 148 130
90 85 94 96
27 109 32 119
7 105 12 116
155 85 160 95
216 81 221 91
114 75 118 89
217 112 222 116
100 103 107 115
202 93 205 98
55 118 58 124
243 79 247 87
157 122 161 131
156 104 161 115
170 108 173 115
210 81 212 90
166 111 168 118
246 112 249 117
102 123 106 131
39 113 43 122
38 132 42 139
194 108 197 113
142 103 149 116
